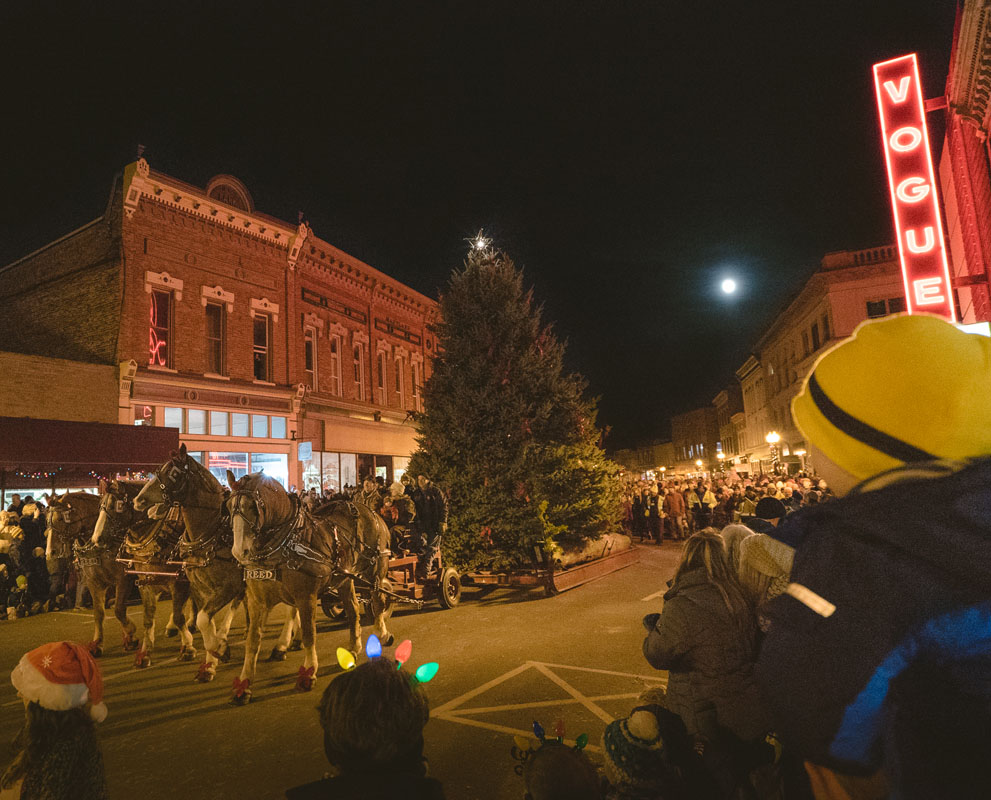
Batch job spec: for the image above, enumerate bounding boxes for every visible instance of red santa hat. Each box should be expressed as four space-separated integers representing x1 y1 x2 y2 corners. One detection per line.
10 641 108 722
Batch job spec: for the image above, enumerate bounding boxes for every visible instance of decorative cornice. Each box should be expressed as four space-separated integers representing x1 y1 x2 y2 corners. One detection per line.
949 0 991 136
352 329 369 345
145 270 183 300
201 284 234 312
250 297 280 323
376 338 391 354
122 158 295 246
288 222 310 270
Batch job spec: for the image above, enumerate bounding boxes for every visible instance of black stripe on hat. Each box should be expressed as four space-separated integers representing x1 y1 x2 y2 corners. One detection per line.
807 373 936 463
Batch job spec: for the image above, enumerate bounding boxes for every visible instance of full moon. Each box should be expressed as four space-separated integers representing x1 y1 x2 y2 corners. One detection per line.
721 278 737 295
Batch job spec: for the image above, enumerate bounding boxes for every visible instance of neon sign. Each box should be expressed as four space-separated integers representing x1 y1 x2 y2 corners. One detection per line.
149 293 168 366
873 53 955 321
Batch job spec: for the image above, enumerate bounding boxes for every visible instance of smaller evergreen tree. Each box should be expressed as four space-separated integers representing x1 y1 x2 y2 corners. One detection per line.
408 245 621 572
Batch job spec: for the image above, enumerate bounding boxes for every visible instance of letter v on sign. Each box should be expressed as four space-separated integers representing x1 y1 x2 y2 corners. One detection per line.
883 76 911 103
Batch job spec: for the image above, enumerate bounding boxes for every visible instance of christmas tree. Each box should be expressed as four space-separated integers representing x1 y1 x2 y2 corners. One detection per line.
408 243 621 572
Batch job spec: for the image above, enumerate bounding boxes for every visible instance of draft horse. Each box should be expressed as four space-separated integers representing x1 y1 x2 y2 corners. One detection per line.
92 480 194 667
226 471 394 704
47 492 139 656
134 446 299 682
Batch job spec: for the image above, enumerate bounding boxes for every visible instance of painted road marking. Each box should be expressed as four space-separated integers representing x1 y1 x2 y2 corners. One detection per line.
640 588 666 601
433 660 667 752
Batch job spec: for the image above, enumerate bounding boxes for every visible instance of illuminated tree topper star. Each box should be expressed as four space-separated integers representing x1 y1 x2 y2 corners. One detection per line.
467 229 492 251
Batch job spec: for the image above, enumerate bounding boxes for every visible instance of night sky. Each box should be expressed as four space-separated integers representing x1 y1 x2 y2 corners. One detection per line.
0 1 958 449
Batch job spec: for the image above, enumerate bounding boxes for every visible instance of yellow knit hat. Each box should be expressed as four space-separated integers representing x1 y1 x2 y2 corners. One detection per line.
791 314 991 481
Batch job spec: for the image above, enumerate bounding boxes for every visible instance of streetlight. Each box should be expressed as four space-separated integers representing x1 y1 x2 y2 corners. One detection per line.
794 448 807 473
766 431 781 474
716 451 725 473
695 458 703 478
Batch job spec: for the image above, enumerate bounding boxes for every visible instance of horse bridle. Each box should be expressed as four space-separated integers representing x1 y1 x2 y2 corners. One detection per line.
97 488 136 546
156 460 192 506
229 487 302 562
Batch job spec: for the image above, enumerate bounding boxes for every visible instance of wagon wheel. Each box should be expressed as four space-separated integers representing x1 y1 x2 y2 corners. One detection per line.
320 594 346 620
437 567 462 609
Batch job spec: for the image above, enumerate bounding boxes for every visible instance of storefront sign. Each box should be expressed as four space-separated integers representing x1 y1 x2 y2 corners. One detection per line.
298 441 312 461
873 53 955 321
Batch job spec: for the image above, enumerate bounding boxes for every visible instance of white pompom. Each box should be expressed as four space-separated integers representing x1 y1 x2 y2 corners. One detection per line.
89 702 108 723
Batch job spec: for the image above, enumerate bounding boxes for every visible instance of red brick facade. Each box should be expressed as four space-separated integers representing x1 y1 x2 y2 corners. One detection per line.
0 160 439 490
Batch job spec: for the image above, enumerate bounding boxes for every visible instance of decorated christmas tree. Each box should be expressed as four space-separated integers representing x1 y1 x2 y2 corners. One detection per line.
408 242 621 572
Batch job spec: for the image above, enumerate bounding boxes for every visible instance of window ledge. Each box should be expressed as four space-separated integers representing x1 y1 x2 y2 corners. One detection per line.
252 379 277 386
147 365 178 373
204 373 231 381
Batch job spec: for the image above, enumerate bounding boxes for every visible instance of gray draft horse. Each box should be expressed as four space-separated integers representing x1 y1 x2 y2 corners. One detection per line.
92 479 194 667
47 492 139 656
226 471 394 704
134 446 299 683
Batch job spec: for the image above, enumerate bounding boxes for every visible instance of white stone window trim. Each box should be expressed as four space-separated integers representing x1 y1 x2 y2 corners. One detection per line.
147 364 178 374
328 321 348 339
411 352 424 366
145 270 183 300
376 339 391 354
394 345 409 360
250 297 280 324
203 373 231 381
352 329 369 346
303 312 325 336
201 284 234 312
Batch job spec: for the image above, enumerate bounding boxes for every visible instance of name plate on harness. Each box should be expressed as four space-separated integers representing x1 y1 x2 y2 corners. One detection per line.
244 567 276 581
77 556 104 568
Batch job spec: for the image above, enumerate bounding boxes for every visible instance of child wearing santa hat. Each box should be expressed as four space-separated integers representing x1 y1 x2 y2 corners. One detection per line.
1 641 108 799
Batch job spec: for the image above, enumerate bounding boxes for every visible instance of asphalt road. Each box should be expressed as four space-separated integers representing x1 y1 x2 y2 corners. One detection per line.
0 542 681 800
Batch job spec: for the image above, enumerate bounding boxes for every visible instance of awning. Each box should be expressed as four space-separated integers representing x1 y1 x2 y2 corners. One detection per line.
0 416 179 478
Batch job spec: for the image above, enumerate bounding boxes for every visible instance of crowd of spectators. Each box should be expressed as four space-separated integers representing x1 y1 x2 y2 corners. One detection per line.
3 314 989 799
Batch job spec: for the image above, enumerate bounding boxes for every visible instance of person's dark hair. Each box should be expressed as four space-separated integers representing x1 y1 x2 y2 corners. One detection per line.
317 658 430 774
523 742 601 800
1 702 97 790
674 529 752 622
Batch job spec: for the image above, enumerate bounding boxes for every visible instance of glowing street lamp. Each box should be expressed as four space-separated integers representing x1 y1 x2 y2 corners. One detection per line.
794 448 807 473
716 451 725 473
695 458 703 477
766 431 781 474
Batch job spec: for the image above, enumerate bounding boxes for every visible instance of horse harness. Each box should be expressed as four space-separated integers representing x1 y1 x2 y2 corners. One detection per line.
155 459 236 567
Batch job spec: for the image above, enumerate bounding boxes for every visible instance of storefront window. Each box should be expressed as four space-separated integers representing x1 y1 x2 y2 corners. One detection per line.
321 452 341 493
393 456 410 483
208 452 248 484
251 452 288 488
164 407 183 431
270 416 287 438
210 411 229 436
340 453 357 490
301 453 322 490
187 409 206 435
232 413 249 437
186 451 205 465
251 414 268 438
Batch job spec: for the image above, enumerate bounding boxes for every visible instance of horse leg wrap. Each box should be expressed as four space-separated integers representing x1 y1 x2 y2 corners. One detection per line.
178 644 196 662
231 677 252 704
295 666 316 692
195 662 216 683
134 649 150 668
88 641 103 658
122 632 139 652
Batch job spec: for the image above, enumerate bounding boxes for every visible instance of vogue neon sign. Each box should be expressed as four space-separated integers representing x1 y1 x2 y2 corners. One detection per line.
873 53 955 321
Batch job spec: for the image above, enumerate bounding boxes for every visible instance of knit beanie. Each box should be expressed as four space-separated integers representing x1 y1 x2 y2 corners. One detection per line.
792 315 991 481
601 707 668 794
11 641 108 722
755 496 786 520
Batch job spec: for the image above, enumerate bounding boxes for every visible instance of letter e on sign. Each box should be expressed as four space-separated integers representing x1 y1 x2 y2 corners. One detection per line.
873 54 955 321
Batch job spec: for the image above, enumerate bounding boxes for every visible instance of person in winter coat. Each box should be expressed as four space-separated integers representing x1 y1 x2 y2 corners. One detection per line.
686 482 716 531
412 475 448 577
758 315 991 799
356 477 384 515
642 529 768 743
2 641 109 800
663 486 687 541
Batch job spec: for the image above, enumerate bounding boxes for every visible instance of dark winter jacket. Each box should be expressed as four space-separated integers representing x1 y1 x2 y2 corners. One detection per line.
412 485 447 534
643 566 769 742
5 729 108 800
285 772 445 800
756 458 991 787
663 490 685 517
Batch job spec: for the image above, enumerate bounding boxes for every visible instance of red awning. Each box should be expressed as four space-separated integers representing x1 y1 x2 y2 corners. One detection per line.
0 417 179 472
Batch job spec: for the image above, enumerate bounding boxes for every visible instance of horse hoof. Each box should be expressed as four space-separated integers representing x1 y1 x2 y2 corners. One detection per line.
88 643 103 658
165 628 179 638
134 653 151 669
195 663 216 683
288 639 303 652
218 644 231 664
381 633 395 647
231 678 251 705
122 637 139 652
178 647 196 662
267 647 288 662
295 666 316 692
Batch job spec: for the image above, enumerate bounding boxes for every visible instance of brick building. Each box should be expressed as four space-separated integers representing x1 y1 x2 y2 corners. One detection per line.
712 384 745 472
670 406 719 475
940 0 991 323
0 159 439 491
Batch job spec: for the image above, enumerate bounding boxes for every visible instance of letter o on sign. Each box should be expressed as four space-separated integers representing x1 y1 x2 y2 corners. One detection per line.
889 126 923 153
